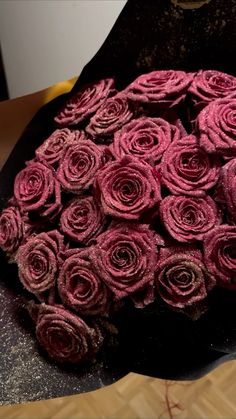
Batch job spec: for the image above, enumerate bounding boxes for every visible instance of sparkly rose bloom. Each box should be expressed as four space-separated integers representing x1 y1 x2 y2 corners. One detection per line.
0 206 25 254
35 129 86 168
111 117 180 164
160 195 221 243
197 98 236 155
86 94 135 139
155 246 215 309
14 162 61 219
189 70 236 110
57 140 104 193
95 156 161 220
161 135 220 196
90 222 164 299
58 249 110 316
16 230 65 294
54 78 115 126
35 304 104 364
126 70 193 107
204 225 236 290
60 196 105 244
220 158 236 221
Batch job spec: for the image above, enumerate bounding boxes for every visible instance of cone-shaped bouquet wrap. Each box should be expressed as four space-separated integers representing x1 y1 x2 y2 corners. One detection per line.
2 0 236 405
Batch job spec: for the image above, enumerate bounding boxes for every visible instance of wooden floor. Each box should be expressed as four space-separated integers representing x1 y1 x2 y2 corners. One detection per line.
1 360 236 419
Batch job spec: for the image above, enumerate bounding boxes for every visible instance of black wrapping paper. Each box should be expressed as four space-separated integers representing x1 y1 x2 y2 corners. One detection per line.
1 0 236 405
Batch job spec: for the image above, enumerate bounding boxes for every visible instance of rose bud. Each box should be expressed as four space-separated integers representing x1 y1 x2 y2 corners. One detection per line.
197 98 236 156
14 161 62 219
95 156 161 220
58 249 110 316
54 78 115 126
16 230 65 294
204 225 236 290
161 135 221 196
155 246 215 309
111 116 180 164
60 196 105 244
160 195 221 243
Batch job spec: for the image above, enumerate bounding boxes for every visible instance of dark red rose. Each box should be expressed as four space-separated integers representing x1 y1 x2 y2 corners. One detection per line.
95 156 161 220
189 70 236 110
54 78 115 126
16 230 65 294
126 70 193 107
204 225 236 290
14 162 62 219
35 129 86 168
155 246 215 309
60 196 105 244
35 304 104 364
220 158 236 221
90 222 164 299
111 117 179 164
197 98 236 156
86 94 135 139
58 249 110 316
57 139 104 193
160 195 221 243
0 206 25 254
161 135 221 196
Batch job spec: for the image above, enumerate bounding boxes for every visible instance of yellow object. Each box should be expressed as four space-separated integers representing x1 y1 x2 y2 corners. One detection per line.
43 76 78 103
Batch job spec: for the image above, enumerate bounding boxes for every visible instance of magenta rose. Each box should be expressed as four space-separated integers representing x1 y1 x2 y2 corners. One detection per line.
14 161 61 219
86 94 135 139
161 135 221 196
126 70 193 107
54 78 115 126
189 70 236 110
90 222 164 299
57 139 104 193
60 196 105 244
197 98 236 156
35 128 86 168
204 225 236 290
16 230 65 294
111 117 180 164
160 195 221 243
35 304 104 364
95 156 161 220
0 206 25 254
155 246 215 309
58 249 110 316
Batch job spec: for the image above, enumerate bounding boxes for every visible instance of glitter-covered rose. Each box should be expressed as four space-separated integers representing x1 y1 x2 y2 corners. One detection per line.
161 135 220 196
189 70 236 110
219 158 236 221
86 94 135 139
204 225 236 290
111 117 179 164
57 140 104 193
14 162 61 219
0 206 25 254
16 230 65 294
95 156 161 220
54 78 115 126
35 304 104 364
90 222 164 299
58 249 110 315
197 98 236 155
35 129 86 168
160 195 221 243
155 246 215 309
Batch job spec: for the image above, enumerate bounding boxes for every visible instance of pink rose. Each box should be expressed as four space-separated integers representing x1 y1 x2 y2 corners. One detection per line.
160 195 221 243
14 162 61 219
161 135 221 196
155 246 215 309
111 117 179 164
204 225 236 290
95 156 161 220
58 249 110 315
220 158 236 221
16 230 65 294
54 78 115 126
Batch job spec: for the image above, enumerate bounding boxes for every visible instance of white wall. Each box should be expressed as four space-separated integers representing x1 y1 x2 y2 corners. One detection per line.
0 0 126 98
